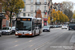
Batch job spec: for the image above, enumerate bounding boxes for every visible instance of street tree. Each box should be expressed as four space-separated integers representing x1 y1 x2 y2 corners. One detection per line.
48 16 50 24
2 0 25 26
51 9 69 24
72 14 75 19
62 1 73 10
62 1 73 21
64 9 73 21
51 9 59 23
73 10 75 14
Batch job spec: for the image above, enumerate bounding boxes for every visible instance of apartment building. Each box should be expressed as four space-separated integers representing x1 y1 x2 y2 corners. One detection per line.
48 0 52 15
53 3 63 11
19 0 48 17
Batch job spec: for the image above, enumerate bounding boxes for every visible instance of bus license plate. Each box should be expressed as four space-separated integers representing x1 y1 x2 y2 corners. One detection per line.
22 34 25 35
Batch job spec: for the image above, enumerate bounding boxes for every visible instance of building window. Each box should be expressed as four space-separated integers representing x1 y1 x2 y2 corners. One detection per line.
44 0 46 2
23 13 26 16
31 0 33 3
31 13 33 16
36 6 40 10
23 7 26 11
31 6 33 11
44 6 46 10
23 0 25 3
37 0 39 2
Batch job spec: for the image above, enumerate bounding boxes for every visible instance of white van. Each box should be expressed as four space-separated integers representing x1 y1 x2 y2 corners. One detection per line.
2 27 12 35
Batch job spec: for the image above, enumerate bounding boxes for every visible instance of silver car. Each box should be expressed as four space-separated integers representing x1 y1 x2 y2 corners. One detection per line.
43 26 50 32
2 27 12 35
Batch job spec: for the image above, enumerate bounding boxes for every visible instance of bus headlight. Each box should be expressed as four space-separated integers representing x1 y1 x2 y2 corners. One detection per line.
7 30 10 32
16 32 18 34
29 32 32 34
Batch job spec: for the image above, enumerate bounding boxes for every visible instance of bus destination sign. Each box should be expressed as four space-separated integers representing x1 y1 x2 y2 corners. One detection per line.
17 18 31 21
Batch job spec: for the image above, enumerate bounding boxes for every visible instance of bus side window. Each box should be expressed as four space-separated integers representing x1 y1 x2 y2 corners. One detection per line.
37 24 42 29
32 22 36 30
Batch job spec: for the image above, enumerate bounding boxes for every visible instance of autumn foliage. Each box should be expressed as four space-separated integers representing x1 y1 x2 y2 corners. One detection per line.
50 9 69 23
2 0 25 26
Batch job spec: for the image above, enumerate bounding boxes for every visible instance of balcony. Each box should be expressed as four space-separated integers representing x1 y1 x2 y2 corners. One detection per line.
44 2 47 5
35 2 41 5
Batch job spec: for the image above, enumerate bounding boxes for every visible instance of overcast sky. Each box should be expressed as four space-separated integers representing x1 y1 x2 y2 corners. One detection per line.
52 0 75 11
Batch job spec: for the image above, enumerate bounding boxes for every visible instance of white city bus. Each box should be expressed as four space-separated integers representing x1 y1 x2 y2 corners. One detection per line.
15 17 42 37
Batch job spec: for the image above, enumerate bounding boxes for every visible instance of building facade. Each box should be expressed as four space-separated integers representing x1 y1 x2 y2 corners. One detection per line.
53 3 63 11
19 0 48 17
47 0 52 24
0 0 9 28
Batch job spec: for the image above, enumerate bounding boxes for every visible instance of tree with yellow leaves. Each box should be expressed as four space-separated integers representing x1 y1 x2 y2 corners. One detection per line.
2 0 25 26
51 9 59 23
48 16 50 24
51 9 69 24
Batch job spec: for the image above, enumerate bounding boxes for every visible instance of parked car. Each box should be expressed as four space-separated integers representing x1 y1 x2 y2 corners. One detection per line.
47 25 50 28
58 25 62 28
68 22 75 30
11 26 15 34
50 25 54 28
43 26 50 32
2 27 12 35
61 25 68 29
53 25 59 28
0 30 2 37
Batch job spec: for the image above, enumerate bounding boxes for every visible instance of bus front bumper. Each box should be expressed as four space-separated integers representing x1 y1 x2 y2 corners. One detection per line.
15 33 33 36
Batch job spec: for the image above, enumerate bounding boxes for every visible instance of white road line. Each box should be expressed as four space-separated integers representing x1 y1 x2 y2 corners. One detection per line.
34 30 68 50
14 45 18 47
29 40 32 42
15 40 18 42
34 42 50 50
29 45 34 47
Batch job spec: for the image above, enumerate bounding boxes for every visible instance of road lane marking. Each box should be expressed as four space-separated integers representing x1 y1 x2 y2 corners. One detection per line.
3 29 66 50
34 42 50 50
15 40 18 42
29 45 34 47
29 40 32 42
34 30 69 50
14 45 18 47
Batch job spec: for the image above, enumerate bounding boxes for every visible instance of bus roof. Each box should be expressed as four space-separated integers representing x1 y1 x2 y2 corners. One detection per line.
17 16 42 20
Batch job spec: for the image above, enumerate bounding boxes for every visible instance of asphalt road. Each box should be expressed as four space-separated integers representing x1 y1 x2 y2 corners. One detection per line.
0 28 75 50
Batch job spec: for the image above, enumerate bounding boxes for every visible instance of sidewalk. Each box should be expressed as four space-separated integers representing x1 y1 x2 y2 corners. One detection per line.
70 34 75 43
70 34 75 50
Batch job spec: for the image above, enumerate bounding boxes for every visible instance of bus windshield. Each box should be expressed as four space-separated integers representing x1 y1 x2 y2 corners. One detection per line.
16 21 32 31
